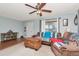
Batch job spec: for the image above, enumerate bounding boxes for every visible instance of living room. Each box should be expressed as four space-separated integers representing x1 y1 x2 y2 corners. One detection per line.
0 2 79 57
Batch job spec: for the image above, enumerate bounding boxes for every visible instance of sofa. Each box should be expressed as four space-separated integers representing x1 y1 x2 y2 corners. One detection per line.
50 32 79 56
24 37 42 51
51 42 79 56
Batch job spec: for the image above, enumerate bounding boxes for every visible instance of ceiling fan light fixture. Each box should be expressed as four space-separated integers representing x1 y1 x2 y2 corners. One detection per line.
37 10 41 14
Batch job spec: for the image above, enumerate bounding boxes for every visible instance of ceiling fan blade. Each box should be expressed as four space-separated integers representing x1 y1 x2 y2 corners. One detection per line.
39 3 46 10
25 4 37 9
29 11 36 14
42 9 52 13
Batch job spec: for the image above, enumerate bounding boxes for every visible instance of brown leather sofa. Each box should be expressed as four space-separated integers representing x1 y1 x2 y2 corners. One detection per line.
24 37 42 51
51 32 79 56
51 42 79 56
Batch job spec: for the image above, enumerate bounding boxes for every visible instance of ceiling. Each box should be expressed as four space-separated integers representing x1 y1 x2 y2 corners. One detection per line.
0 3 79 21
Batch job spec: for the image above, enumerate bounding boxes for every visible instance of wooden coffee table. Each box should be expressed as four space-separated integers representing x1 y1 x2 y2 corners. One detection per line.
24 37 42 51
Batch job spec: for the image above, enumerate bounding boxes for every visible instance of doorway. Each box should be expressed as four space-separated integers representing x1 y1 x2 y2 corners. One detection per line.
41 18 58 41
45 20 57 32
41 18 58 33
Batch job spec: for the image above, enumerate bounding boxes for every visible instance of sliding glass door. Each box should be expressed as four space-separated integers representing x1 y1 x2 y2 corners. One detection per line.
41 18 58 41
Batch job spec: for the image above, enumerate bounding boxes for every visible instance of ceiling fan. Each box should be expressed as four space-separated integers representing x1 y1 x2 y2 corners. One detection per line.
25 3 52 16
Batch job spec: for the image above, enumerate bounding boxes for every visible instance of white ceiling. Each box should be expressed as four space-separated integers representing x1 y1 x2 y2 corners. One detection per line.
0 3 79 21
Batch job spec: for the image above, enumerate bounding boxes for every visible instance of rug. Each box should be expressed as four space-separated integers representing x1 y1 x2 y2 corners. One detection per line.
0 42 55 56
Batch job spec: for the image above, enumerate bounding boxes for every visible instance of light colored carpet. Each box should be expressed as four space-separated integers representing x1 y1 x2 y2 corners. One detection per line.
0 42 55 56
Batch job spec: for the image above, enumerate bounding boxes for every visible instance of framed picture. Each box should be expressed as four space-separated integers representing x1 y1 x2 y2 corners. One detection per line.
63 19 68 26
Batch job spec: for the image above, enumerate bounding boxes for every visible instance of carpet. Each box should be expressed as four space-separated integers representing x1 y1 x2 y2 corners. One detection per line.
0 42 55 56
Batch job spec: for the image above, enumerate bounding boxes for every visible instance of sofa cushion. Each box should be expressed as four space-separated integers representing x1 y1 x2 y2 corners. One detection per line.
63 32 72 40
53 42 65 48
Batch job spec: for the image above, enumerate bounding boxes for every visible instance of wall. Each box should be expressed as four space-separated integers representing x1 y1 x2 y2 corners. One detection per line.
59 12 78 34
24 20 40 37
78 10 79 33
0 16 24 39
